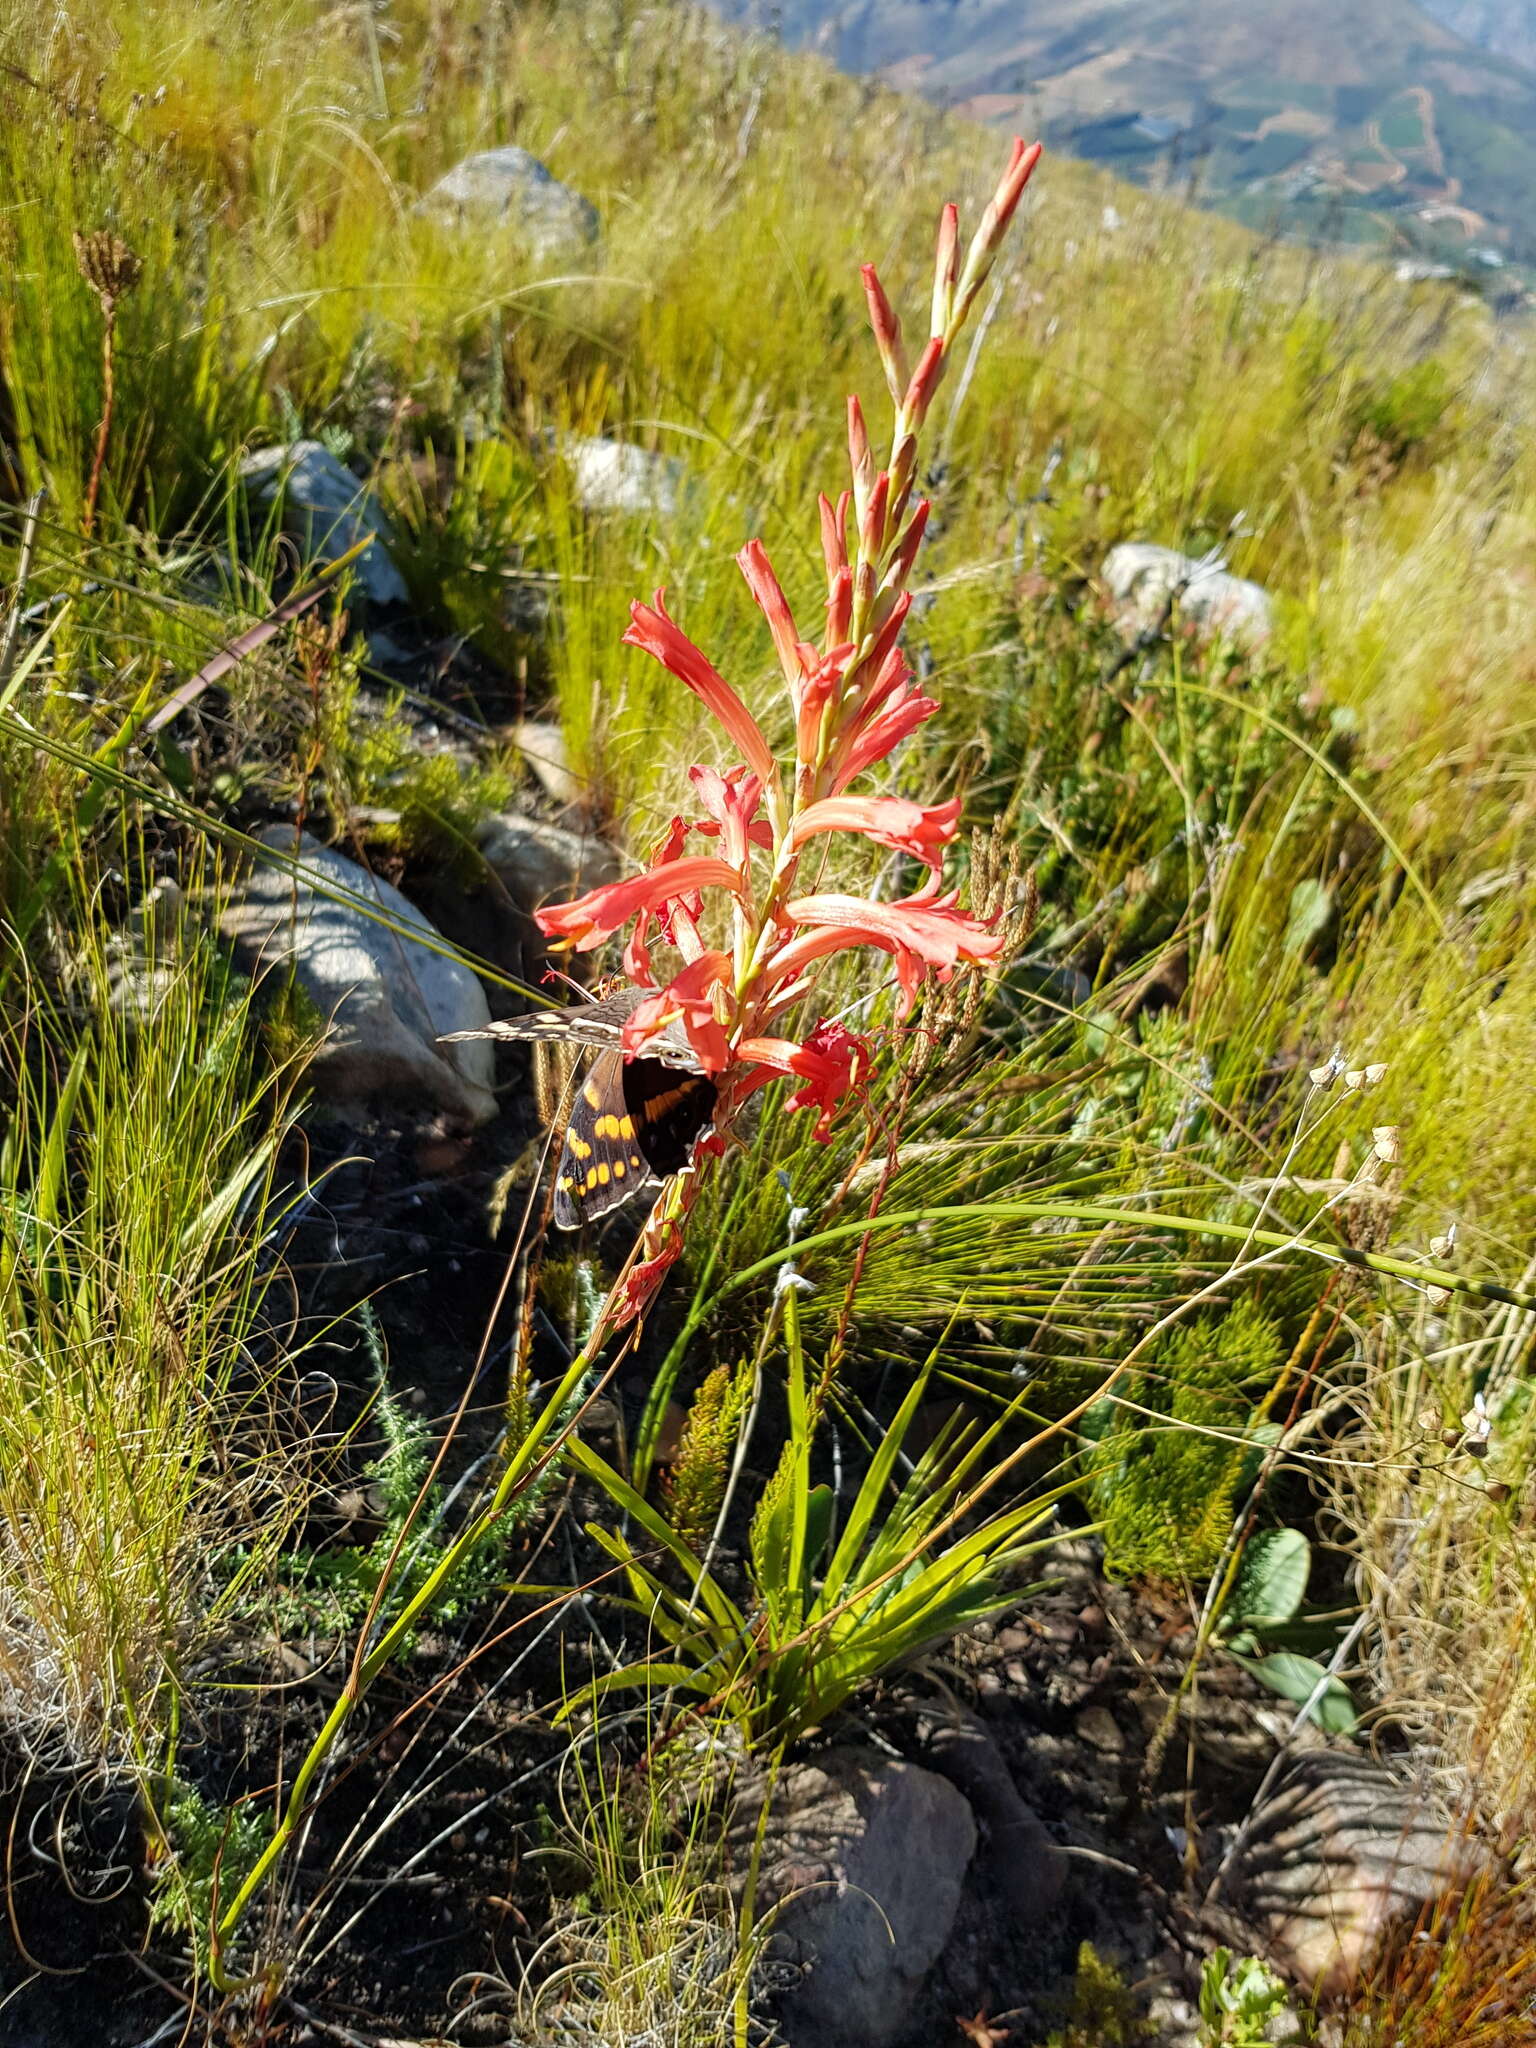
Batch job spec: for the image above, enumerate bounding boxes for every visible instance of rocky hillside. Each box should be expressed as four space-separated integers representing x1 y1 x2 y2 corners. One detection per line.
715 0 1536 289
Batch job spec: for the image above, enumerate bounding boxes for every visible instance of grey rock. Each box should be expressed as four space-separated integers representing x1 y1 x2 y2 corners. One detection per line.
1102 541 1273 654
419 146 598 263
221 828 496 1125
917 1705 1064 1922
748 1748 975 2048
1233 1750 1488 1996
240 441 409 608
565 434 686 519
475 811 621 917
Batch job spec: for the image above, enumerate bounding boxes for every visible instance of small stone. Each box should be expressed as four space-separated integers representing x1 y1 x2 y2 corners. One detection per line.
1075 1705 1125 1754
509 718 588 813
565 434 687 519
419 146 598 264
239 441 409 608
1101 541 1273 654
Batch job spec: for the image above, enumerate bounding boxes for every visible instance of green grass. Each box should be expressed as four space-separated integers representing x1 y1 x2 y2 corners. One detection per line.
4 0 1536 2028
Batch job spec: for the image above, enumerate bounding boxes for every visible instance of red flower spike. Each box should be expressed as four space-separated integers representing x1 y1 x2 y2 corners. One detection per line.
623 593 779 784
790 793 962 871
535 856 746 952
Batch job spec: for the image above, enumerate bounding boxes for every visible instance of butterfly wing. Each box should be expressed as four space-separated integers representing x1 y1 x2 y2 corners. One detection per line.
452 991 718 1229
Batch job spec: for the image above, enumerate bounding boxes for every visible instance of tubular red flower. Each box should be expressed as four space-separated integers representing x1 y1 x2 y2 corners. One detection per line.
623 950 734 1073
535 856 745 952
688 765 771 869
623 592 779 784
860 262 909 403
847 395 875 522
775 878 1004 1012
790 794 961 871
616 1217 687 1327
901 336 945 429
819 490 851 584
735 1019 872 1140
737 541 812 693
931 201 959 337
830 686 938 791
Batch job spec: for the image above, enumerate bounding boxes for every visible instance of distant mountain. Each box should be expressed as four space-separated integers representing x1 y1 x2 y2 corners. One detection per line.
716 0 1536 277
1419 0 1536 71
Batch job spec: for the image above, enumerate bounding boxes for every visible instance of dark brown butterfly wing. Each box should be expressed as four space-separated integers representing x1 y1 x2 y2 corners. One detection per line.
447 988 716 1229
553 1050 718 1229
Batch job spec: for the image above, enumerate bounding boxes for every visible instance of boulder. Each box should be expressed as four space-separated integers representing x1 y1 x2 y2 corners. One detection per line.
221 827 496 1125
917 1706 1064 1923
239 442 409 608
475 811 621 916
1101 542 1273 654
419 146 598 263
744 1748 976 2048
1233 1750 1488 1996
565 434 686 519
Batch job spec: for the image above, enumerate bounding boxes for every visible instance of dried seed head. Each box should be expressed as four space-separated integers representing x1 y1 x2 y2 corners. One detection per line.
1364 1062 1388 1087
72 228 142 313
1467 1437 1489 1459
1487 1482 1513 1505
1416 1407 1443 1436
1441 1426 1463 1450
1372 1125 1402 1165
1309 1050 1345 1089
1429 1223 1459 1262
1426 1284 1453 1309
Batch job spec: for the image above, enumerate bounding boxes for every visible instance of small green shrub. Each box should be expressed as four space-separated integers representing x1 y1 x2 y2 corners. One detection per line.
1089 1299 1284 1583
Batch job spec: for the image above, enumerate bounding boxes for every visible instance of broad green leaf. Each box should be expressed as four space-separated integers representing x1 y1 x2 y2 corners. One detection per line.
1232 1651 1358 1733
1229 1527 1310 1629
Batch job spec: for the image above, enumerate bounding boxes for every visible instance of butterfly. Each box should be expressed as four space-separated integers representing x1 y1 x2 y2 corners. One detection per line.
445 986 718 1229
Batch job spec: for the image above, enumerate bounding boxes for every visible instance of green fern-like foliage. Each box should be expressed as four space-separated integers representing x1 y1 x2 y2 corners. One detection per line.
1090 1300 1284 1583
1038 1942 1155 2047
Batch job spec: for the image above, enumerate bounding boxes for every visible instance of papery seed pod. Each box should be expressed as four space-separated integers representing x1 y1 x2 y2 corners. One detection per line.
1416 1407 1443 1436
1344 1068 1365 1091
1364 1062 1388 1086
1430 1224 1458 1261
1309 1062 1338 1088
1372 1125 1402 1165
1426 1284 1453 1309
72 228 142 311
